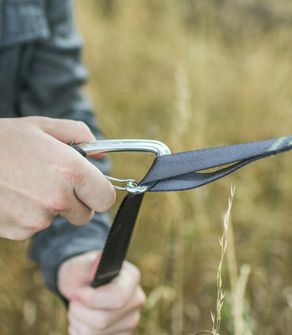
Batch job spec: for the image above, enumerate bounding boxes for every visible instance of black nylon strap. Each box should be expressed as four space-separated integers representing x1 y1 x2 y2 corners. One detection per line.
91 135 292 287
91 193 144 287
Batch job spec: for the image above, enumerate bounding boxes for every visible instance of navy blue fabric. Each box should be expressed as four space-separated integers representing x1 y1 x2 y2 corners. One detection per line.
140 136 292 192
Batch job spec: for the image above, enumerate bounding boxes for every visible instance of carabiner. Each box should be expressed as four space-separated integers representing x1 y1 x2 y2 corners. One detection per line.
75 139 171 194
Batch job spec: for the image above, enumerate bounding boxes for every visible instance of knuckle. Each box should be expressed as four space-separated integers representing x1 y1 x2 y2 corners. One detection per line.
47 191 69 213
63 159 85 187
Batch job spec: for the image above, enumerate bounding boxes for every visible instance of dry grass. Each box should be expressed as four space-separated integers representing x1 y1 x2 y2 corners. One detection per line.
211 186 235 335
0 0 292 334
195 185 235 335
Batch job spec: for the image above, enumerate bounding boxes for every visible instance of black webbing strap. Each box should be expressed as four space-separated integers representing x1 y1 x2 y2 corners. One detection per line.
91 193 144 287
91 135 292 287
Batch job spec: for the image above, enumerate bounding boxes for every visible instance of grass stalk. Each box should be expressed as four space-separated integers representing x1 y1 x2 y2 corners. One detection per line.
211 185 236 335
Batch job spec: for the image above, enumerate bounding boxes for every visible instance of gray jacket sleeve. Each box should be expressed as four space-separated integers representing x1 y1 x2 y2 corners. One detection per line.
28 0 111 295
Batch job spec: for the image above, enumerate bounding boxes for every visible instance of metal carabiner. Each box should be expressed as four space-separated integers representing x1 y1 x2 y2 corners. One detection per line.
76 139 171 194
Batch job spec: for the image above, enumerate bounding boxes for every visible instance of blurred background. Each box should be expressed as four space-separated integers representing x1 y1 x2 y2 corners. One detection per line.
0 0 291 334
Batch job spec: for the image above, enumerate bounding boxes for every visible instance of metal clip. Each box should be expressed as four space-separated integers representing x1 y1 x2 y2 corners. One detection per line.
77 139 171 194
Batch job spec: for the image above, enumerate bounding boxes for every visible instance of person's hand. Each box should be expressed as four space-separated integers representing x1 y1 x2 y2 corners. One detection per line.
58 251 145 335
0 116 115 240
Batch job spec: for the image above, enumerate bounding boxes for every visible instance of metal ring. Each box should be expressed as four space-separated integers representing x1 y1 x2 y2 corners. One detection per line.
78 139 171 194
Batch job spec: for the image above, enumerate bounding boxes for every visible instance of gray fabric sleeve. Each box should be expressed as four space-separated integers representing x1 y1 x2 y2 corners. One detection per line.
28 0 111 295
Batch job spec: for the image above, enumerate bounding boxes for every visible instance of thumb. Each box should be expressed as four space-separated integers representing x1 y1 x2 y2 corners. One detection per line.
58 252 101 300
23 116 96 144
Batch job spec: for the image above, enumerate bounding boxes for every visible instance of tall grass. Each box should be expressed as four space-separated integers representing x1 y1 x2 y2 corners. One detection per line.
0 1 291 334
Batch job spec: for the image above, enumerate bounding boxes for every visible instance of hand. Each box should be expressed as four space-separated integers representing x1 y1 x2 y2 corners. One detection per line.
0 116 115 240
58 251 145 335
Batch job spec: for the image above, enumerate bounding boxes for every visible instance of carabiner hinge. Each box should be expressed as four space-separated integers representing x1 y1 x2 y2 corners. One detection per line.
105 176 148 194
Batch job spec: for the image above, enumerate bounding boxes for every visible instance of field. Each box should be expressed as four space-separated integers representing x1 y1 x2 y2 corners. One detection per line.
0 0 291 334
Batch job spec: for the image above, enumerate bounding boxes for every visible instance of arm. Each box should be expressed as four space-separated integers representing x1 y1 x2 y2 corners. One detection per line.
27 4 145 333
25 0 108 294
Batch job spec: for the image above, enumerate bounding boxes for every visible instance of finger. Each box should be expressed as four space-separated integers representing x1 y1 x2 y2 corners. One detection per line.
60 193 94 226
58 251 101 301
70 286 145 329
25 117 96 143
72 158 116 213
74 262 140 309
69 300 142 334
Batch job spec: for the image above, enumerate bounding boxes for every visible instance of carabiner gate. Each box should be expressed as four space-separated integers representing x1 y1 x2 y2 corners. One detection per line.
76 139 171 194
